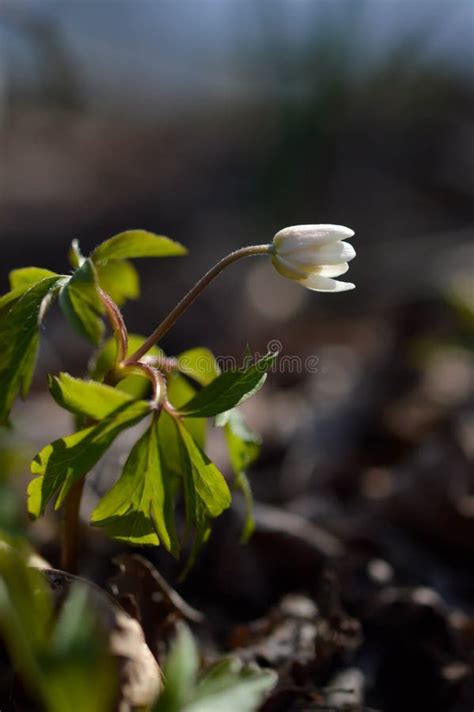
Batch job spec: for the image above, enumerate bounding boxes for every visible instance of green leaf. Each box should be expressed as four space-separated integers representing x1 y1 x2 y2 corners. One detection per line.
234 472 255 543
188 660 276 712
154 624 199 711
48 583 116 712
158 373 206 477
178 348 219 386
28 400 150 518
96 258 140 307
0 276 63 424
223 410 261 476
186 657 277 712
0 541 116 712
179 351 278 418
59 258 104 345
220 410 260 542
48 372 135 421
9 267 59 290
176 419 231 567
0 286 25 318
91 230 187 263
90 333 162 398
91 418 178 553
154 625 276 712
68 239 85 269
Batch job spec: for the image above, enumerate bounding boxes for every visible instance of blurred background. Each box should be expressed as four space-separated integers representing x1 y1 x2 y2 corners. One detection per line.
1 1 473 710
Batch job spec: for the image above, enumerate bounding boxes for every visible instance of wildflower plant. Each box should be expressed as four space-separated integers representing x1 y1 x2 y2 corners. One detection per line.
0 226 355 574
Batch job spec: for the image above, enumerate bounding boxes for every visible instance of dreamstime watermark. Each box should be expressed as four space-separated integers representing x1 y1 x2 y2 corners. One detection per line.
179 339 322 376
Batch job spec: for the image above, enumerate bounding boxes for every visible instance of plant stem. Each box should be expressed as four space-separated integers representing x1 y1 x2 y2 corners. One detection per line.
61 479 84 574
99 288 128 363
61 291 127 573
126 244 272 363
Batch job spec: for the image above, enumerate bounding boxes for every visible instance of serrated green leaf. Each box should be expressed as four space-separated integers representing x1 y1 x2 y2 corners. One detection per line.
178 348 219 386
28 400 150 518
176 419 231 569
49 372 134 421
90 333 162 398
9 267 59 290
91 230 187 263
158 374 206 476
91 418 178 553
179 351 277 418
96 258 140 307
59 258 104 345
0 276 63 424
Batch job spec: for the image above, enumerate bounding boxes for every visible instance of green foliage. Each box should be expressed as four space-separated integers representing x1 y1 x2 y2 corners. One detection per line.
179 351 278 418
59 258 105 345
177 347 220 386
223 409 261 476
0 229 275 570
91 230 187 262
91 418 179 552
49 372 135 420
221 409 262 542
96 258 140 306
9 267 60 290
176 419 231 567
0 539 116 712
154 624 276 712
91 333 162 398
28 400 151 517
0 275 64 424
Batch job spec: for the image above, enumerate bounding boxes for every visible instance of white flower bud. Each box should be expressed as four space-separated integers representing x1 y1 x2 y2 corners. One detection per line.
271 224 356 292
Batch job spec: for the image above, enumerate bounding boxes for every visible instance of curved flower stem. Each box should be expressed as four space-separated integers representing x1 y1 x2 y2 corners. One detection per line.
98 287 128 364
126 244 272 363
118 361 163 405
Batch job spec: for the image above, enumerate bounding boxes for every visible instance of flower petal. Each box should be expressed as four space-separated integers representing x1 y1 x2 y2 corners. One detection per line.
299 274 355 292
272 255 310 280
308 240 356 265
273 225 355 254
314 262 349 277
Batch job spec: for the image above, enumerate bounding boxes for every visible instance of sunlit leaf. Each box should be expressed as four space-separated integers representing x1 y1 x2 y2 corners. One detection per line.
96 258 140 307
68 239 85 269
0 276 63 424
59 258 104 345
178 347 219 386
176 419 231 568
91 230 187 263
28 400 151 517
91 418 178 553
9 267 60 290
90 333 162 398
179 351 278 418
49 372 135 421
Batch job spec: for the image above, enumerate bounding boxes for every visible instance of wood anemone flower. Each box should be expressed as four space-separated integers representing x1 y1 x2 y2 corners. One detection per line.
271 224 356 292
